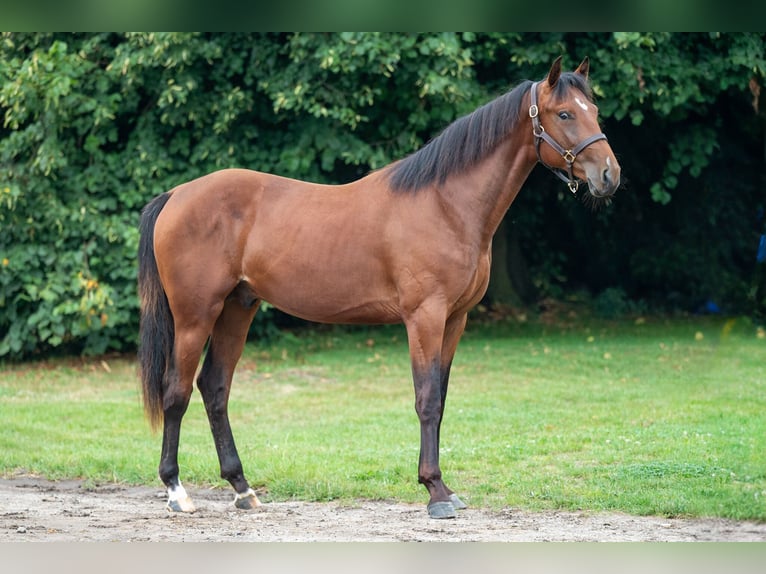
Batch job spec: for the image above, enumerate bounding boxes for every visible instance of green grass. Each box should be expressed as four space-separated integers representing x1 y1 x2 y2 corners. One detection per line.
1 315 765 520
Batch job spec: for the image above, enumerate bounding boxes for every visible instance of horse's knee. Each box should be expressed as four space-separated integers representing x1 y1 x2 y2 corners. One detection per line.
414 395 443 426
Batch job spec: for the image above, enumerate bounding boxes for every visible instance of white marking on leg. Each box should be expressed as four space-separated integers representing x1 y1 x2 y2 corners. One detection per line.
167 482 196 512
575 97 589 111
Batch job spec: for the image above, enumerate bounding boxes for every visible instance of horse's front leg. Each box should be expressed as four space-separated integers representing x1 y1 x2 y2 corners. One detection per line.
438 312 469 512
413 360 456 518
405 307 461 519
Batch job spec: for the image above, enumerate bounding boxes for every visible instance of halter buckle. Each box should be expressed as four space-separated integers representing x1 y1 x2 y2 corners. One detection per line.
563 150 576 164
528 104 539 118
568 180 579 194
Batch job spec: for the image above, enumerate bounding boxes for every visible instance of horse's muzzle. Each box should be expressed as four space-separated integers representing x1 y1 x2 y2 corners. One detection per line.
587 163 620 197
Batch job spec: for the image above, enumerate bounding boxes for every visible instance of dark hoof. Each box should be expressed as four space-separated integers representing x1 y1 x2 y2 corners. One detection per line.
449 493 467 510
234 489 262 510
427 500 457 519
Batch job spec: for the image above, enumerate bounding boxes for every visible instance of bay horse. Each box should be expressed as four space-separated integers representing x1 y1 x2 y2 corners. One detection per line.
138 57 620 519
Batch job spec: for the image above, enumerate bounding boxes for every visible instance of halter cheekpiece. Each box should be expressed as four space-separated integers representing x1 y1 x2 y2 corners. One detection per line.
529 81 607 194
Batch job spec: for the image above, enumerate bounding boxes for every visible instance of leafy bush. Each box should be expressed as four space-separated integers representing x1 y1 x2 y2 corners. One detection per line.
592 288 646 319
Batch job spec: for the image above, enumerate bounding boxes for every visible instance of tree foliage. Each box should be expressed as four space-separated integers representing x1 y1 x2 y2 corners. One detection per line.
1 32 764 359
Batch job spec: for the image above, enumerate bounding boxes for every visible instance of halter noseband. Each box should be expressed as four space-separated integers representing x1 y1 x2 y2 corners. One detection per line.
529 81 608 194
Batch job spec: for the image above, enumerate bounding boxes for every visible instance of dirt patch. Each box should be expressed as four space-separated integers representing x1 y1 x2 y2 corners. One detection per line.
1 477 763 542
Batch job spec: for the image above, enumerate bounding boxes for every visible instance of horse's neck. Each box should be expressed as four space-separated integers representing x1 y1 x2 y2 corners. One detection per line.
439 134 537 251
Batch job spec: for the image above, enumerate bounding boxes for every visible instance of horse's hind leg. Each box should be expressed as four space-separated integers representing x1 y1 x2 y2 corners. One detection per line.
197 287 261 509
160 321 214 513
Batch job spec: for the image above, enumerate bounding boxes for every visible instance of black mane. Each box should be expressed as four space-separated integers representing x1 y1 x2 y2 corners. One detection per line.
387 72 592 193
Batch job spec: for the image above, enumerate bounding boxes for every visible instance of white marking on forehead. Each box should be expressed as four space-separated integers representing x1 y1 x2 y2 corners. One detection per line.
574 97 589 111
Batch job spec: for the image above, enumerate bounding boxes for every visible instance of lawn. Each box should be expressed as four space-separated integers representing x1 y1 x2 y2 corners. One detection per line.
1 315 764 520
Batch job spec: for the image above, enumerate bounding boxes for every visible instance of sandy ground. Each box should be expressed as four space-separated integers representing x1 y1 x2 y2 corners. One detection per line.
1 477 764 542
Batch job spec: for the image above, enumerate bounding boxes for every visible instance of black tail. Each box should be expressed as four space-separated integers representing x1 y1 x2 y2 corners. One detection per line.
138 192 174 431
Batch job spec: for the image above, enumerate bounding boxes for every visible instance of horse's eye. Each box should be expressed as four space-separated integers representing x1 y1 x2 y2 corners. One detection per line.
558 111 571 120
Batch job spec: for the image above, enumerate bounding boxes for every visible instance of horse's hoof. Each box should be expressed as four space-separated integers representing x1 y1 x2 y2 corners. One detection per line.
234 488 262 510
449 493 468 510
166 483 196 513
427 500 457 519
166 497 196 513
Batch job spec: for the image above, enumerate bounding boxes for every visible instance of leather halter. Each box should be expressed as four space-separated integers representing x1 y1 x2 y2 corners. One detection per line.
529 81 608 194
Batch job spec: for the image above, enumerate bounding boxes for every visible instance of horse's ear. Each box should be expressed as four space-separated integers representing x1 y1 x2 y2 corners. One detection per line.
547 56 562 88
575 57 590 80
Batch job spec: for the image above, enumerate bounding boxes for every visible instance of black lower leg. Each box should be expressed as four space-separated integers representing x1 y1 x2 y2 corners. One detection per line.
209 412 250 493
198 357 250 495
414 360 450 499
158 400 187 488
158 396 199 511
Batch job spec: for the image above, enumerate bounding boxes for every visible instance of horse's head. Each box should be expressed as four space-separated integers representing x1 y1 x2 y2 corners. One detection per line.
530 57 620 198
